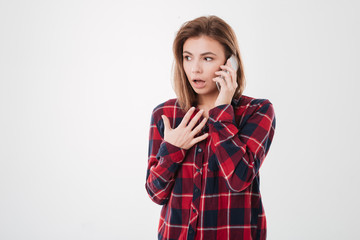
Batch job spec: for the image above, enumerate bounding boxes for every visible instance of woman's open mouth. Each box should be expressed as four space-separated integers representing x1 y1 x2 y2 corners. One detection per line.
193 79 206 89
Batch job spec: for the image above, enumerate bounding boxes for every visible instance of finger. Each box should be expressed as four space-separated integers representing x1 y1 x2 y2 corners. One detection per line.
191 133 209 145
212 76 229 89
179 106 195 127
190 117 207 135
161 115 172 130
220 65 236 84
225 58 237 70
215 70 231 80
226 58 232 66
186 109 204 130
220 65 235 74
218 67 236 86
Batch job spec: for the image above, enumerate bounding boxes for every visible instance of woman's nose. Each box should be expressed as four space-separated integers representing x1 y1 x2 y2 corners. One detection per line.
191 61 202 73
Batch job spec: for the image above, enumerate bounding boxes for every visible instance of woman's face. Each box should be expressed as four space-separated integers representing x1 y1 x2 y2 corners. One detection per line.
182 35 226 98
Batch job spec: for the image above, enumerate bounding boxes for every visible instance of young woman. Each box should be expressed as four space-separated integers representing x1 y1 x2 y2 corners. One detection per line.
145 15 276 240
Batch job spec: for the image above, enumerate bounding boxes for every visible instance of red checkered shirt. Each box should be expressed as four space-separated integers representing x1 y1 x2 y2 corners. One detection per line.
145 95 276 240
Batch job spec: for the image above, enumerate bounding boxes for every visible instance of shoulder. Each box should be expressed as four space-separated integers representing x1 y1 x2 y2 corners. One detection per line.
150 98 183 125
151 98 180 116
233 95 275 124
233 94 273 109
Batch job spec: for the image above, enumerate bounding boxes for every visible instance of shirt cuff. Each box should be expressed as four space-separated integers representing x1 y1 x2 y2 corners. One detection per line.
208 104 239 143
208 104 236 124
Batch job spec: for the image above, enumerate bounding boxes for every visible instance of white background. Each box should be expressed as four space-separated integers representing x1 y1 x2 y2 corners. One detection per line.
1 0 359 239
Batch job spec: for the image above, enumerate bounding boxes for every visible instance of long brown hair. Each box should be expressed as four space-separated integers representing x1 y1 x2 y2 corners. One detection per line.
172 15 246 112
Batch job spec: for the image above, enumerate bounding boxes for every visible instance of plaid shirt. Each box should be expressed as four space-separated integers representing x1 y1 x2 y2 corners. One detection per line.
145 95 276 240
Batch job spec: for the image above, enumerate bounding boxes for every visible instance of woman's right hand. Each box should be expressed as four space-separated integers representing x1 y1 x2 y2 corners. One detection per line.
161 107 209 150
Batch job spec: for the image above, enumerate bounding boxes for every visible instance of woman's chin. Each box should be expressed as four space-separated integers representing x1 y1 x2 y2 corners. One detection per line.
192 86 218 96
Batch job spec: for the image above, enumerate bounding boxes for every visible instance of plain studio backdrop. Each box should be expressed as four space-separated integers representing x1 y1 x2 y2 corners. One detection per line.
1 0 359 239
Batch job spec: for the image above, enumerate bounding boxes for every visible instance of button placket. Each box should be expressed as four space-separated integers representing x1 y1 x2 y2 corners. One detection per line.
190 141 205 236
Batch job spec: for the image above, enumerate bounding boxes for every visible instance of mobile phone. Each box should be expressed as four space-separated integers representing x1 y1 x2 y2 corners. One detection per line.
216 55 238 91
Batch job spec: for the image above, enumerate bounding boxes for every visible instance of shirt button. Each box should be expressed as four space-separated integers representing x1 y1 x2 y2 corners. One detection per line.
189 229 194 234
193 209 196 213
194 188 199 193
197 148 202 153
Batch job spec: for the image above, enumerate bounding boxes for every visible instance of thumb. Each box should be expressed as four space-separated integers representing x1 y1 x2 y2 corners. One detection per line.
161 115 172 130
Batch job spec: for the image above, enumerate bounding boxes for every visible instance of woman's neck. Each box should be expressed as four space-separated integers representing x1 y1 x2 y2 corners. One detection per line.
195 94 219 119
196 92 218 109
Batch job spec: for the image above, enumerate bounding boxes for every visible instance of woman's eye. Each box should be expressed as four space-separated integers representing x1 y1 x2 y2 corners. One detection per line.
205 57 213 61
183 56 191 61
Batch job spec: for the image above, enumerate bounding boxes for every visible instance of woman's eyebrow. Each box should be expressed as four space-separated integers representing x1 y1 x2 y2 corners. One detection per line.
183 51 217 56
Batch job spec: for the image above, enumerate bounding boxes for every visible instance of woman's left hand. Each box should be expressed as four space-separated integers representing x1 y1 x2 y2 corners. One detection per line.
213 59 238 107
